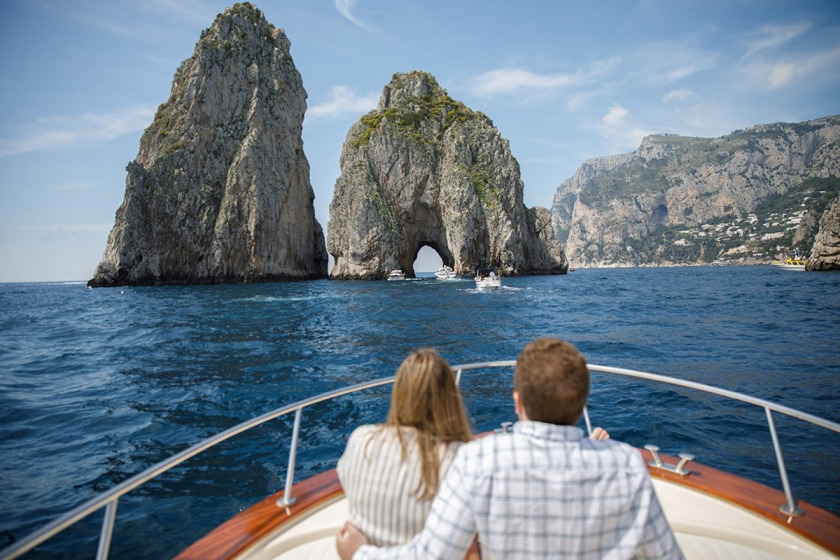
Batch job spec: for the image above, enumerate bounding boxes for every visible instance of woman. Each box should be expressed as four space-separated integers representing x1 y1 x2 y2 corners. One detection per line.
337 348 472 547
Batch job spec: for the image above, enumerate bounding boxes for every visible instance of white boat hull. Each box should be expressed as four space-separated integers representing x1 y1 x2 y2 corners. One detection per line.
228 473 838 560
475 277 501 288
434 266 457 280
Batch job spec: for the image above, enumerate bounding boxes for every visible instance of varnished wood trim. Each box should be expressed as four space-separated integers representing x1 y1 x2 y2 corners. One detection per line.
642 449 840 556
174 469 343 560
177 449 840 560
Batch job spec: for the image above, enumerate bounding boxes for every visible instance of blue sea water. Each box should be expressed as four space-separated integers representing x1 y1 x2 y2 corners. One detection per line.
1 266 838 559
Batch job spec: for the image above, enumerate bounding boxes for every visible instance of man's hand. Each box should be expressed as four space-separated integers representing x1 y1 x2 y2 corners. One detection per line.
336 521 369 560
590 427 610 440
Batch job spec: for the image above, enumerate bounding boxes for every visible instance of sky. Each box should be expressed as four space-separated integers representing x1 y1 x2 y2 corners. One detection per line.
1 0 839 282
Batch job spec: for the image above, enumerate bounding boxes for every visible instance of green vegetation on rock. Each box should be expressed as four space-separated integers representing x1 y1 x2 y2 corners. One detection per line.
466 165 499 208
351 72 478 148
366 182 399 236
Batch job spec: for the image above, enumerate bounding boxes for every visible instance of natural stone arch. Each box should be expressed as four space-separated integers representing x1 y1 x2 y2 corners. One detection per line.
411 241 451 272
413 244 444 273
326 71 567 280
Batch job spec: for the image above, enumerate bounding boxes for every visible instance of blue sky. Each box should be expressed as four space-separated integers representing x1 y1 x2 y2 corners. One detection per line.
1 0 838 282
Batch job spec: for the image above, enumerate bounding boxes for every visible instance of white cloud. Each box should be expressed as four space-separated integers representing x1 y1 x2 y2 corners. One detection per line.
740 44 840 92
767 62 797 89
663 88 694 102
733 21 839 92
602 104 628 125
466 58 620 99
601 125 655 153
592 103 658 153
742 22 812 59
469 68 585 96
333 0 396 43
308 86 378 119
565 92 591 112
335 0 374 32
465 46 713 108
630 42 720 86
795 44 840 85
0 105 155 157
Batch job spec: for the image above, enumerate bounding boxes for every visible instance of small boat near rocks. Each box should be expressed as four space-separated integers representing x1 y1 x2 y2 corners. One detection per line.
772 257 807 271
434 266 457 280
474 267 501 289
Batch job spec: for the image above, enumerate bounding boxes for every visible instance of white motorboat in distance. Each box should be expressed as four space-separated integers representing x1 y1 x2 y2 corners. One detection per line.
386 270 405 280
475 267 501 289
4 362 839 560
434 266 457 280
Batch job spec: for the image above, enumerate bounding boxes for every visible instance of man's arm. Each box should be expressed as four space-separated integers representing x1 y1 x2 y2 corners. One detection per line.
336 522 368 560
334 450 477 560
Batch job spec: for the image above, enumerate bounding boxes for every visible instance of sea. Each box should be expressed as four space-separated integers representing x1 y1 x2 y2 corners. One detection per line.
1 265 838 559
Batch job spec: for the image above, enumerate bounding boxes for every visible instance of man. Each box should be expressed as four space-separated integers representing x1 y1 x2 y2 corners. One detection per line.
337 338 684 559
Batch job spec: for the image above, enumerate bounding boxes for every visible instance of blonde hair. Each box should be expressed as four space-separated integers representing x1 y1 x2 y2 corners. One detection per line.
376 349 472 500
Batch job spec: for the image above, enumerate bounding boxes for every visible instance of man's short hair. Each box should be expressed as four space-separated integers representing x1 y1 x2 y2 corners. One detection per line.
514 338 589 425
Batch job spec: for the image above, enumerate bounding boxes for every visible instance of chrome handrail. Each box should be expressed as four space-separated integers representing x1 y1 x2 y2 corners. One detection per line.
2 361 838 559
585 364 840 516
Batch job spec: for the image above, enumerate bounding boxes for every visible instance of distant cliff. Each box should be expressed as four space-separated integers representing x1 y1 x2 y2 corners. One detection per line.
89 3 327 287
327 71 567 279
807 195 840 271
551 116 840 268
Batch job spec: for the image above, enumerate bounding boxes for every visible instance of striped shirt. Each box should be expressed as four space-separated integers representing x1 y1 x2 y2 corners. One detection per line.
354 421 684 560
337 424 463 546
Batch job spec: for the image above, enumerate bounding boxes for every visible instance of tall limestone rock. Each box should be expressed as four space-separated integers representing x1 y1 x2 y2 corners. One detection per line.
807 195 840 271
552 116 840 268
89 3 328 287
327 71 567 279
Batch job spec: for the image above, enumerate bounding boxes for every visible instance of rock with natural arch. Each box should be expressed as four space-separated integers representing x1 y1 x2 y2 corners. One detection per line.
327 71 568 279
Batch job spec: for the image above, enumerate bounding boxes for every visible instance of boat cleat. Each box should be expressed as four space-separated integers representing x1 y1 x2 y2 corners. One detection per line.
495 421 514 434
645 444 694 476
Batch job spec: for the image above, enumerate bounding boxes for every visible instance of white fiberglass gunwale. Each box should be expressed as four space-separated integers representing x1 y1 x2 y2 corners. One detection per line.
2 361 839 560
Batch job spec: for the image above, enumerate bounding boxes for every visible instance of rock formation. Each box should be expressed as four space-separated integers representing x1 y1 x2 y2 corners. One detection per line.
807 195 840 270
327 71 567 279
551 116 840 268
89 3 328 287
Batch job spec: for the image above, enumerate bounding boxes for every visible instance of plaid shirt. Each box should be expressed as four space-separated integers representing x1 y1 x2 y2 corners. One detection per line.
355 421 683 560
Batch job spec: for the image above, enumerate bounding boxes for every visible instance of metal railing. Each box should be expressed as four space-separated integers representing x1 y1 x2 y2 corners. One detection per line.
2 361 838 559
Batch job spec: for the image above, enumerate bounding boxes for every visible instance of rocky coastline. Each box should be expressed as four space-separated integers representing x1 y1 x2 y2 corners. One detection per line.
88 3 839 285
551 117 840 270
